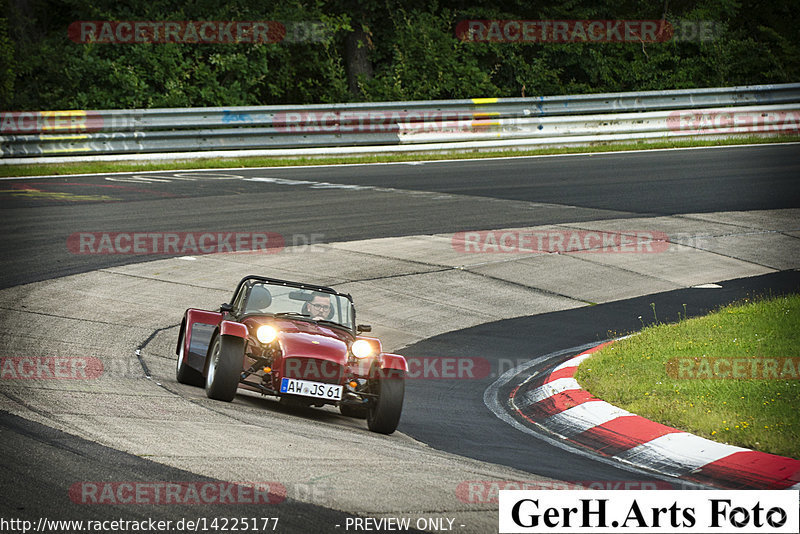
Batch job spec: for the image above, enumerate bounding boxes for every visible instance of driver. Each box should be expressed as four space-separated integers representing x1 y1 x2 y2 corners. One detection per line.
307 292 332 320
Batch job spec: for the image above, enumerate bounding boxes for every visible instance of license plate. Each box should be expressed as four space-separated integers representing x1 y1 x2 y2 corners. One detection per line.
280 378 343 400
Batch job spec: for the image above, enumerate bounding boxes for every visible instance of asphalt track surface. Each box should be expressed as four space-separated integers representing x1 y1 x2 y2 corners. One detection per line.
0 144 799 529
0 144 798 289
0 411 376 532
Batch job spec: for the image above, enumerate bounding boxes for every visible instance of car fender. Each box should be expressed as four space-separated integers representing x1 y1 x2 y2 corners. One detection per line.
181 309 224 352
176 316 187 356
220 320 247 339
378 353 408 373
179 308 224 373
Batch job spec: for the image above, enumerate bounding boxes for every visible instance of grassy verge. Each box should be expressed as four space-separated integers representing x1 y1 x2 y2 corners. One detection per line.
2 134 799 178
574 294 800 459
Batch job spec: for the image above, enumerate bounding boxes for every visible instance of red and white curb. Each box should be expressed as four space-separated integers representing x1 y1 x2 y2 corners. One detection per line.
508 342 800 490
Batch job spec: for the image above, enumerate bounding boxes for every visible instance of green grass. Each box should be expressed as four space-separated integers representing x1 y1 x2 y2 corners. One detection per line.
575 294 800 459
2 134 799 178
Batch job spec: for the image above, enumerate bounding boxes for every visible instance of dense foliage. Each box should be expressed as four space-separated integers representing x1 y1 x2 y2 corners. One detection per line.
2 0 798 110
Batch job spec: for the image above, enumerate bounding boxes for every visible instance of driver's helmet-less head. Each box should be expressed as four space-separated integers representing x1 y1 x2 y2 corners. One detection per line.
303 291 335 320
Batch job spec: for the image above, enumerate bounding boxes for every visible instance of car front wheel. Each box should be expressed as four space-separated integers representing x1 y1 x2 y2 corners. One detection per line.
205 334 243 402
366 369 404 434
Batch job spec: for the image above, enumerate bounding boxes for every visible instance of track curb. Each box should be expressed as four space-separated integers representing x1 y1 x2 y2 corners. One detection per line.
510 342 800 490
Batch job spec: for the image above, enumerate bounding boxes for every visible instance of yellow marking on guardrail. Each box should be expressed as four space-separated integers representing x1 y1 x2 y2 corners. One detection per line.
41 147 92 154
40 111 89 132
39 132 91 154
40 134 89 141
471 98 499 105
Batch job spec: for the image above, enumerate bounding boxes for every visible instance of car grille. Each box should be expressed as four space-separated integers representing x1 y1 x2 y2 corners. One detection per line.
283 357 343 384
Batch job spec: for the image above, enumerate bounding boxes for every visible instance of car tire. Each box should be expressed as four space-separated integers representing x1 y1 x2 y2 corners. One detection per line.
176 333 204 387
340 404 368 419
205 334 243 402
366 369 404 434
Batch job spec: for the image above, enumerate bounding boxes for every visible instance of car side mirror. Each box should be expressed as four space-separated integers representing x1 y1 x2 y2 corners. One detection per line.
357 324 372 333
220 303 233 313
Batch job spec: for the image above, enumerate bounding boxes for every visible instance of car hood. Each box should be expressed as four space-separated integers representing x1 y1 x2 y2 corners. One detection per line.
277 329 348 364
241 316 351 363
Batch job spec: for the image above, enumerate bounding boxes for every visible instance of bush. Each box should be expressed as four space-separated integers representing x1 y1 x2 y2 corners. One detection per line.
5 0 799 110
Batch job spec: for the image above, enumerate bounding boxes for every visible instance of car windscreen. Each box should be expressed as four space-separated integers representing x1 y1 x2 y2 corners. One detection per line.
243 282 354 331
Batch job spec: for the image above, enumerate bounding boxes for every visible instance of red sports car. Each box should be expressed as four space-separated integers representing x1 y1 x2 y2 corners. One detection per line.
175 275 407 434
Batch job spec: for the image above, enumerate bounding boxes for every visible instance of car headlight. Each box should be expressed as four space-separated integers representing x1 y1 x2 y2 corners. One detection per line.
351 339 374 358
256 325 278 344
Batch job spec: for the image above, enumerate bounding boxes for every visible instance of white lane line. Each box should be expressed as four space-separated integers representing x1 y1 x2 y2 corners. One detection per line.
244 176 374 190
105 176 173 183
3 142 797 179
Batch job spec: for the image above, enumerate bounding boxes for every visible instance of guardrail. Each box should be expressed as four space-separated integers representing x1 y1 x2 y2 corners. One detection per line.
1 83 799 161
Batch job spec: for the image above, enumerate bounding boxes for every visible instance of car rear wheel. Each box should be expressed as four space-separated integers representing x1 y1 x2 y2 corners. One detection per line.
205 334 243 402
176 334 204 387
366 369 404 434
